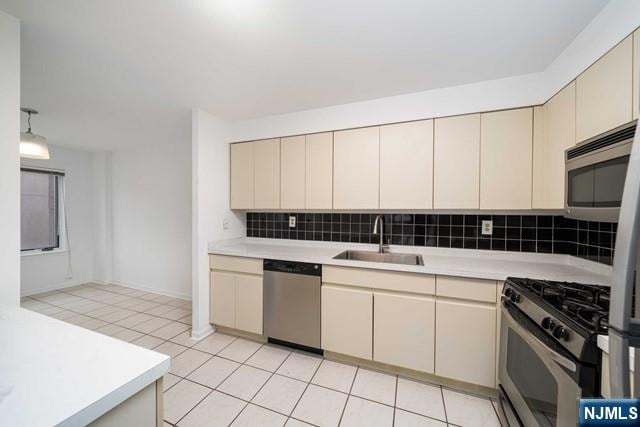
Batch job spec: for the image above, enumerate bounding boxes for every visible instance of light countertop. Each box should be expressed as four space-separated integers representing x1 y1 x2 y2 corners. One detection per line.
209 238 611 286
0 305 169 427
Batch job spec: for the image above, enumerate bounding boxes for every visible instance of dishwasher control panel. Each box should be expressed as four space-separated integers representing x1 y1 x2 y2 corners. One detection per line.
263 259 321 276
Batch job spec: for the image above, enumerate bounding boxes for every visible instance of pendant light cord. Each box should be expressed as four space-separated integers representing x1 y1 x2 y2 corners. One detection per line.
26 111 32 132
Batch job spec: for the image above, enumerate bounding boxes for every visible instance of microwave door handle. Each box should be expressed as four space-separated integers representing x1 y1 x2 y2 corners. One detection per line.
609 122 640 398
503 306 577 373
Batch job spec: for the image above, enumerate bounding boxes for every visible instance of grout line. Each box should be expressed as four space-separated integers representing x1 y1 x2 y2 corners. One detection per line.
28 285 501 426
440 385 449 424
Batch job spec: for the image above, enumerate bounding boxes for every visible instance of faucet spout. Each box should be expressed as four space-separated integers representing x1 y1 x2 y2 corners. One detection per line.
372 215 386 253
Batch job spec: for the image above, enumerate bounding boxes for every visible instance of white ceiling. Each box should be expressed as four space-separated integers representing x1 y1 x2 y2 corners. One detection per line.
1 0 609 150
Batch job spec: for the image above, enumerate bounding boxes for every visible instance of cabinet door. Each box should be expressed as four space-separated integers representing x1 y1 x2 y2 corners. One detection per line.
321 285 372 360
533 82 576 209
433 114 480 209
576 35 633 142
254 138 281 209
281 135 306 209
230 142 254 209
634 29 639 120
373 292 435 373
333 127 380 209
210 271 235 328
305 132 333 209
435 299 496 387
235 274 263 335
380 120 433 209
480 108 533 209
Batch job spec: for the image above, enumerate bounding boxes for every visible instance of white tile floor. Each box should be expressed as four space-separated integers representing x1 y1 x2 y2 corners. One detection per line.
22 283 503 427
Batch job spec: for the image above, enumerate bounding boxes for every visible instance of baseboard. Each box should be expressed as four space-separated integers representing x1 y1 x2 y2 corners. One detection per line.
191 324 215 340
110 280 192 301
21 279 91 297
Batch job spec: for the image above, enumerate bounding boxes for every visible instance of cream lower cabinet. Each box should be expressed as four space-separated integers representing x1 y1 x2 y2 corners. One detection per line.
210 271 236 328
374 291 435 373
210 255 263 335
435 298 497 388
321 285 373 360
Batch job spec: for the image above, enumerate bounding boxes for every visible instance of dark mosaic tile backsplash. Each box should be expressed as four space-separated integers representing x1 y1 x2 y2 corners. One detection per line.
246 213 617 265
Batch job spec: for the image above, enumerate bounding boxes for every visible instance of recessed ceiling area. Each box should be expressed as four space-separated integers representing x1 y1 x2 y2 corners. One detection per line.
1 0 609 150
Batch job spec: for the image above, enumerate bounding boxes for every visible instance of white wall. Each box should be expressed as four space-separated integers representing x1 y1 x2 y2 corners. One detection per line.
228 1 640 142
92 151 113 285
0 11 20 306
21 145 96 295
110 141 192 299
191 109 244 338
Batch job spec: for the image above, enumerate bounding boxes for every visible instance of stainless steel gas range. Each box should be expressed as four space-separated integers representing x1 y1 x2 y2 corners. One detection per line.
497 277 610 427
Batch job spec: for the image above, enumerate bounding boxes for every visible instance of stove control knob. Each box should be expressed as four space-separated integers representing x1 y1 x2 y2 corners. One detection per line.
541 317 555 330
510 292 522 303
553 326 570 341
504 288 514 298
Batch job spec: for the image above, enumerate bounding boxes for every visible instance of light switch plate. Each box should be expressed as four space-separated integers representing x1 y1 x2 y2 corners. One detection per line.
289 216 296 228
481 220 493 236
223 218 229 230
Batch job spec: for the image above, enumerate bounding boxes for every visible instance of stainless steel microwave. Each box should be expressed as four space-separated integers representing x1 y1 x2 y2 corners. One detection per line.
565 120 637 222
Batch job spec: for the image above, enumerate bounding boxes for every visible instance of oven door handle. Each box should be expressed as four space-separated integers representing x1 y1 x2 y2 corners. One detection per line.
503 305 577 373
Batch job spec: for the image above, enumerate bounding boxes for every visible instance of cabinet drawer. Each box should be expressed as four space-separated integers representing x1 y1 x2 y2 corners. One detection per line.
436 275 497 303
210 255 263 275
323 266 435 295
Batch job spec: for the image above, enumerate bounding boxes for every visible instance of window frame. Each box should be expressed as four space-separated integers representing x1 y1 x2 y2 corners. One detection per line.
20 167 67 256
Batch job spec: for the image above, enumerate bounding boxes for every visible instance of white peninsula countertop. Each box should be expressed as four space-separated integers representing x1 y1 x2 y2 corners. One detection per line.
0 305 169 427
209 238 611 286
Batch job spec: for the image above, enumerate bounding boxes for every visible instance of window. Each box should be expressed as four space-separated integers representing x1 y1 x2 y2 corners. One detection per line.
20 168 64 252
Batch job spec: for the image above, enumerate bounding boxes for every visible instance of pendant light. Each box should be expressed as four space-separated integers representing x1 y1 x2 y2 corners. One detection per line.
20 107 50 159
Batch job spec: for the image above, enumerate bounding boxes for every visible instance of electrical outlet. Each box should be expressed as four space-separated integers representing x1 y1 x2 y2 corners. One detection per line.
481 220 493 235
223 218 229 230
289 216 296 228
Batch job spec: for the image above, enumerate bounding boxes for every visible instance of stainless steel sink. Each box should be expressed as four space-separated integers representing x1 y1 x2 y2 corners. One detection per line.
333 250 424 266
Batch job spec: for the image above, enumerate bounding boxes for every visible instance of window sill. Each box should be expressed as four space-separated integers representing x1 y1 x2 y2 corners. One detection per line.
21 248 68 257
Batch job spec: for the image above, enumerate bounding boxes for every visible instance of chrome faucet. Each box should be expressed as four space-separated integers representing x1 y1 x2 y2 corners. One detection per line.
372 215 388 253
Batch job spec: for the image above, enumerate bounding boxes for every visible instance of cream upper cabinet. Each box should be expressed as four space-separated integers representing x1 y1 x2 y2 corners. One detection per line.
480 108 533 210
254 138 281 209
305 132 333 209
373 291 435 373
533 82 576 209
321 285 373 360
634 29 639 119
576 35 633 143
435 298 496 387
280 136 306 209
434 114 480 209
230 142 254 209
333 127 380 209
380 120 433 209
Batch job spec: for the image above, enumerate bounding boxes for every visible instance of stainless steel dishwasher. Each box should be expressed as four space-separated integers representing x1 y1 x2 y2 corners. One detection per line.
263 259 322 352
